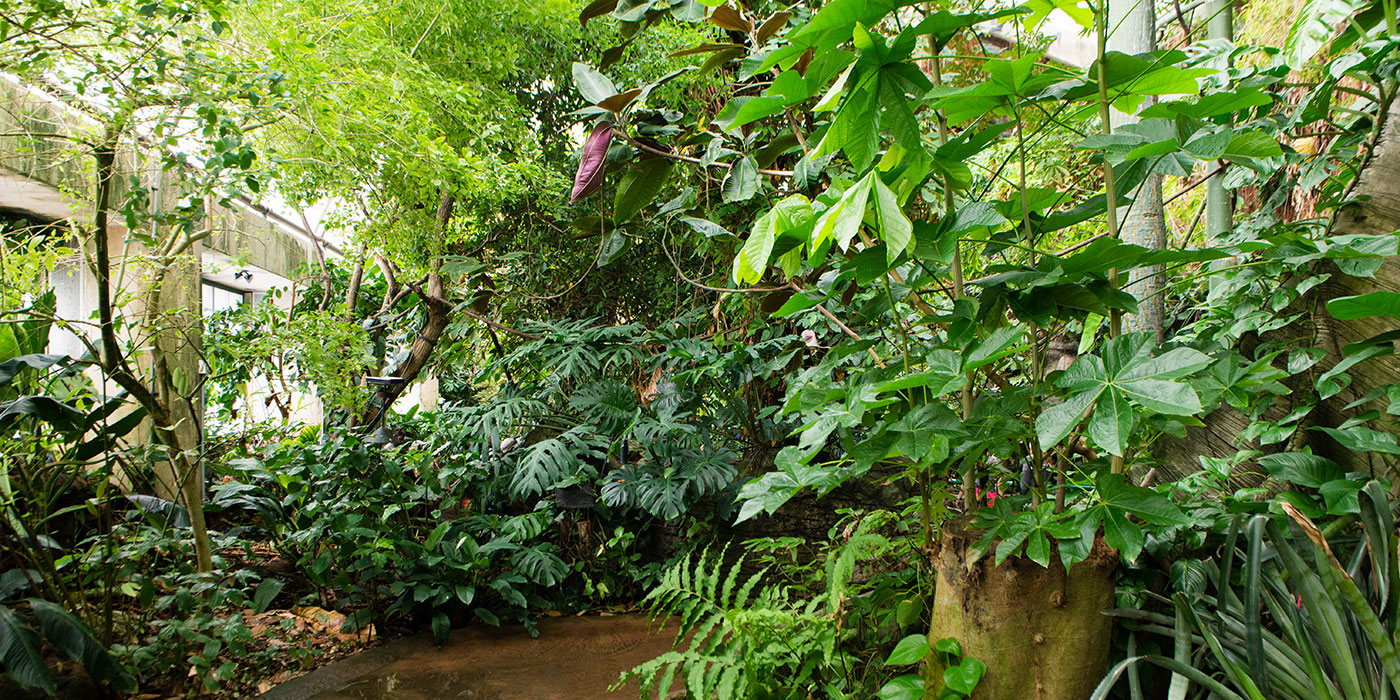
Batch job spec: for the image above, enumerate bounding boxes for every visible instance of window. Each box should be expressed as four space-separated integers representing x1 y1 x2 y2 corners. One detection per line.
202 282 247 316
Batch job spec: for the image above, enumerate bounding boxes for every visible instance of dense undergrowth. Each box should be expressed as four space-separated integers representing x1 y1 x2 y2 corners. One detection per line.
7 0 1400 698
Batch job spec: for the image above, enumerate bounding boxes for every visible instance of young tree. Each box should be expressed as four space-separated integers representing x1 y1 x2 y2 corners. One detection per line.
1 0 286 571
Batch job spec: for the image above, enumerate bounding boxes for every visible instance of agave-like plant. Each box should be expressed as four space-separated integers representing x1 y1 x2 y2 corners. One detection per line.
1094 479 1399 700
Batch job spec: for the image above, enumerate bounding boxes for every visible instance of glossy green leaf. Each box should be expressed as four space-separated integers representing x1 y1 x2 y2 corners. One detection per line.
884 633 929 665
872 174 912 262
735 194 813 284
811 173 873 251
1327 291 1400 320
572 62 618 104
1318 426 1400 454
1256 452 1343 488
944 657 986 695
614 158 674 222
876 673 925 700
722 155 759 203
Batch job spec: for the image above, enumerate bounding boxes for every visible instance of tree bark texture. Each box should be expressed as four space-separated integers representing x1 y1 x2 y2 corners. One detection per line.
923 518 1119 699
1158 97 1400 485
93 137 212 572
358 196 455 428
1110 0 1167 342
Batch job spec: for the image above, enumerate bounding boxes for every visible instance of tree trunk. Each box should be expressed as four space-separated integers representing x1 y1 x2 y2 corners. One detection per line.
923 519 1119 699
358 196 455 428
93 136 212 572
1158 97 1400 485
1111 0 1167 342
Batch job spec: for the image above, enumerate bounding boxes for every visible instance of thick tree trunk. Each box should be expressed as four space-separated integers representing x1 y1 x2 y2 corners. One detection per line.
923 519 1119 699
93 137 212 572
1159 97 1400 484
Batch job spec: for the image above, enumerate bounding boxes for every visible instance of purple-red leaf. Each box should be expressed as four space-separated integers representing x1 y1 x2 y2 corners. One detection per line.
571 122 614 201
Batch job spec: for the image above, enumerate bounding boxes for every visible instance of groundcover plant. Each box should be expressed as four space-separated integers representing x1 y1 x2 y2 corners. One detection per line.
3 0 1400 697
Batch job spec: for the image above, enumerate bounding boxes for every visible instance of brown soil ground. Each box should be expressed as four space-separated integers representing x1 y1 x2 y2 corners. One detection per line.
269 614 676 700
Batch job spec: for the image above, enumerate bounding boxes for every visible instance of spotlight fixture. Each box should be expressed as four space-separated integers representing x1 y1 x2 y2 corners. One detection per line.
233 270 253 282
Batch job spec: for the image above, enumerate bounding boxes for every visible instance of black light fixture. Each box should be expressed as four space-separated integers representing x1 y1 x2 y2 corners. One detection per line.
554 484 596 509
365 425 395 445
364 376 405 387
233 269 253 282
361 376 407 447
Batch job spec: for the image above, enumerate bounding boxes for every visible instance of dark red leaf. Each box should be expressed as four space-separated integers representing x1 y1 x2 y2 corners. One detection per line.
571 122 615 201
709 3 752 33
579 0 619 27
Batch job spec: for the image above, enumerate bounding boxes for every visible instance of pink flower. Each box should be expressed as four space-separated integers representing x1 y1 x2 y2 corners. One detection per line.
973 487 1001 507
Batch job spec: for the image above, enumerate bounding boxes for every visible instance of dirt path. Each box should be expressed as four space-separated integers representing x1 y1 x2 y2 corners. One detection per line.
261 614 676 700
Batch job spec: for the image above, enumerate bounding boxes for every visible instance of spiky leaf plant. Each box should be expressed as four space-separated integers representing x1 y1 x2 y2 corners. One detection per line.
1095 479 1399 700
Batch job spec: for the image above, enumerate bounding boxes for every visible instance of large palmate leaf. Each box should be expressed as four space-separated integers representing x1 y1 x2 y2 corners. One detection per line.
733 194 813 284
1076 473 1190 563
509 427 602 498
1036 334 1209 456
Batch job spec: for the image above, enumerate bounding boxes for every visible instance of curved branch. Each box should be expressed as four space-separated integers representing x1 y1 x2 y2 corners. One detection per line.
617 133 794 177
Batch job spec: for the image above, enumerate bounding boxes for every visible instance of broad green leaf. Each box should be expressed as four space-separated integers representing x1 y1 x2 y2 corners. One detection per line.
1096 472 1190 526
722 155 759 202
1088 391 1133 457
431 611 451 645
678 216 735 239
735 194 814 284
814 64 855 111
1116 378 1202 416
944 658 987 695
872 174 911 261
1256 452 1343 488
884 634 930 665
0 354 69 387
719 96 787 129
572 62 618 104
1223 131 1284 160
253 578 283 613
1036 385 1100 452
1102 506 1146 562
965 326 1026 371
1318 479 1364 514
811 173 873 251
876 674 925 700
1326 291 1400 320
614 158 674 222
833 77 879 168
1118 347 1211 382
1318 426 1400 454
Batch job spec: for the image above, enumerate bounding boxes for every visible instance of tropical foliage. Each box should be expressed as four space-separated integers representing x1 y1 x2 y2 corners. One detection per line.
5 0 1400 697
